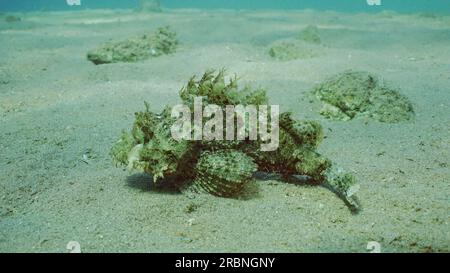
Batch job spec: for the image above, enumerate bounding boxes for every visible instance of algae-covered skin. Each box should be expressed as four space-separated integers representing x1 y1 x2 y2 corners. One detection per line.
313 71 414 123
111 70 361 211
87 26 178 65
268 25 322 61
268 39 320 61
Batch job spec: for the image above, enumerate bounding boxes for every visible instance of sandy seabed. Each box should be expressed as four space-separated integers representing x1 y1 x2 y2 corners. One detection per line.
0 8 449 253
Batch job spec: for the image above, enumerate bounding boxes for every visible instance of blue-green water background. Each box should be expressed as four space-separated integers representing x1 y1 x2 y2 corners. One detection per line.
0 0 449 13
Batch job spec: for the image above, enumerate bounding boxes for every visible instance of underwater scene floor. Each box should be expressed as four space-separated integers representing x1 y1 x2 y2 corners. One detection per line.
0 9 449 252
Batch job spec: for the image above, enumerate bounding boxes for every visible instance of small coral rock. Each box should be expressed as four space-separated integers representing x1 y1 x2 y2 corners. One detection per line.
87 26 178 65
300 25 321 44
313 71 414 123
269 40 320 61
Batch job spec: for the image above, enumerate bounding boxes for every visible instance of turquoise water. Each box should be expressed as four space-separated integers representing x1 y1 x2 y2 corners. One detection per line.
1 0 449 13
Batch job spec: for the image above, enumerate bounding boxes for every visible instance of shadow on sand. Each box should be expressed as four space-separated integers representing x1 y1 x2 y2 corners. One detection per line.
125 173 181 195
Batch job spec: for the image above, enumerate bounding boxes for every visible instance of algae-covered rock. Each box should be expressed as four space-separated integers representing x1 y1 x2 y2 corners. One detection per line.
416 12 442 20
5 15 21 23
268 25 322 61
87 26 178 65
367 86 415 123
111 70 361 211
313 71 414 123
300 25 321 44
268 39 320 61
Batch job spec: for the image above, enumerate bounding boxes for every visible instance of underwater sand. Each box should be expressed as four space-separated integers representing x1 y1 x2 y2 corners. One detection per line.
0 9 449 253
